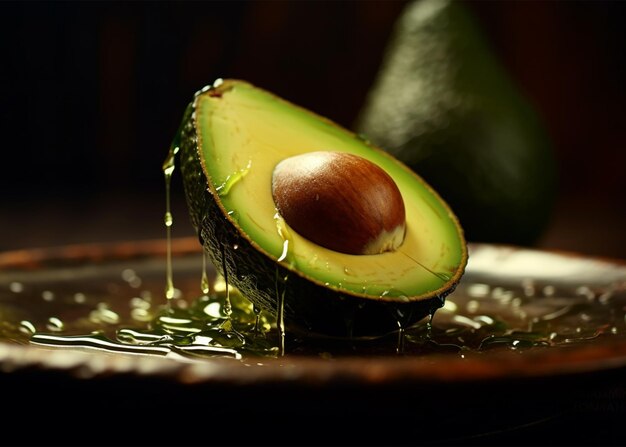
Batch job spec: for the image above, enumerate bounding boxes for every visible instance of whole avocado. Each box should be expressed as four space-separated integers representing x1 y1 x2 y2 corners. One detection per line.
355 0 557 246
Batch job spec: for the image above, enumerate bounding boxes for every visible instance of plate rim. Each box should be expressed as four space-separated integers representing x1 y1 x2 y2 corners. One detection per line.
1 237 626 387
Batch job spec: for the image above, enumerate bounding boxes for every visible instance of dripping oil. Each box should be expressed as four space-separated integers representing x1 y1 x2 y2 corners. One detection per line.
5 126 624 362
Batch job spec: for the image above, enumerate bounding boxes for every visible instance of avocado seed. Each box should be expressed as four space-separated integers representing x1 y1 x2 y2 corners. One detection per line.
271 151 406 255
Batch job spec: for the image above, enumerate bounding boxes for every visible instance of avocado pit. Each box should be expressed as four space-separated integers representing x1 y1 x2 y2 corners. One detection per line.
271 151 406 255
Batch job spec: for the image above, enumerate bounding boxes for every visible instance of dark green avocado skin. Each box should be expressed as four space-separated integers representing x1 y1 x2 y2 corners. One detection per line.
356 0 557 246
177 93 455 339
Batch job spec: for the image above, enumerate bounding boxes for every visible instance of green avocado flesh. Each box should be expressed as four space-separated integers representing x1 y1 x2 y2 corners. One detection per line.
179 79 467 337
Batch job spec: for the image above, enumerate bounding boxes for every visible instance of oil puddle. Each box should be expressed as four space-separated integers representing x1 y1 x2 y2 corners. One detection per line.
1 251 625 362
1 123 625 362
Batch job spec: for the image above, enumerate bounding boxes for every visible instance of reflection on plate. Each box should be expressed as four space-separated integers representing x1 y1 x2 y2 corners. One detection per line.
1 238 625 382
1 238 625 445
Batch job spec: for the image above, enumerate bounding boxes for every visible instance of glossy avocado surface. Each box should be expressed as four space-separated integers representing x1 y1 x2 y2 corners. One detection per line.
178 79 467 337
356 0 557 246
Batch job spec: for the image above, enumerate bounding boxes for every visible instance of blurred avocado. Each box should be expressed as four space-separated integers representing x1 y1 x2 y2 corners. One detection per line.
355 0 557 246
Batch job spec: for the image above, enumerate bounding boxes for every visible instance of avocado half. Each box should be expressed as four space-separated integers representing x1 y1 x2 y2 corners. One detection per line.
178 79 467 338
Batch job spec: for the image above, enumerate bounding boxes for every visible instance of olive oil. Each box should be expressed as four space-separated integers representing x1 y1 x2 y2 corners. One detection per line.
163 143 179 301
0 129 623 363
1 250 624 361
2 185 625 360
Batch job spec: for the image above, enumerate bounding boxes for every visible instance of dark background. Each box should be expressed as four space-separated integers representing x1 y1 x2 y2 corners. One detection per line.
0 0 625 259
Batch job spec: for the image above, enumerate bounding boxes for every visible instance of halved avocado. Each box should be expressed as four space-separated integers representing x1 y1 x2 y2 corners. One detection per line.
178 79 467 338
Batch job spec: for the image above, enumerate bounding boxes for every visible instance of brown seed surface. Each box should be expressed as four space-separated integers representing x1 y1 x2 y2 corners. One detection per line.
272 151 406 255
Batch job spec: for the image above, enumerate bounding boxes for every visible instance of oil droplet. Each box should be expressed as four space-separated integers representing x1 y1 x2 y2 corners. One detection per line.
156 314 202 334
427 311 435 337
195 85 209 97
89 304 120 325
162 145 179 176
165 277 175 300
396 324 406 355
466 300 479 313
452 315 482 330
19 320 36 335
42 290 54 301
130 296 151 310
201 250 210 295
122 269 136 282
163 143 180 302
121 269 142 288
131 308 152 322
164 212 173 227
390 305 415 354
275 270 288 356
220 243 233 319
46 317 64 332
73 293 87 304
203 301 222 319
543 285 556 297
216 160 252 196
274 211 296 267
227 210 240 223
9 282 23 293
475 315 495 326
467 283 490 298
491 287 513 300
440 300 458 313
